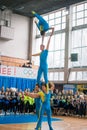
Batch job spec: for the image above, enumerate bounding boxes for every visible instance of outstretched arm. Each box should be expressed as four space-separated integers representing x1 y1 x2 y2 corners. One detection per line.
46 27 54 50
35 20 40 30
27 92 40 98
32 52 41 56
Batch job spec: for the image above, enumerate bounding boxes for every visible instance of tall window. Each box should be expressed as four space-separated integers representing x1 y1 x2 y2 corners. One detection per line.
69 1 87 82
70 2 87 68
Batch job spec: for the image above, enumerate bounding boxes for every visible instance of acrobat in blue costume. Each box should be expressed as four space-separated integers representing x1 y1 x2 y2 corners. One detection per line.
35 91 53 130
32 11 49 33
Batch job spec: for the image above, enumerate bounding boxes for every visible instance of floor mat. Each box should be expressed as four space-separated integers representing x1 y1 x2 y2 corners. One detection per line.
0 114 62 124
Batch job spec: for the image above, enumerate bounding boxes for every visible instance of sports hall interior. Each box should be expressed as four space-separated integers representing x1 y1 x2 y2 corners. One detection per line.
0 0 87 130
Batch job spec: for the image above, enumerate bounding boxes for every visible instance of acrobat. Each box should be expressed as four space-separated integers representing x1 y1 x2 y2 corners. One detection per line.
32 27 54 87
27 82 55 130
32 11 54 44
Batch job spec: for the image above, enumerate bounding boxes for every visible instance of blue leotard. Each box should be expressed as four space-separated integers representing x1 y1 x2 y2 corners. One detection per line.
34 13 49 32
37 50 48 85
35 91 53 130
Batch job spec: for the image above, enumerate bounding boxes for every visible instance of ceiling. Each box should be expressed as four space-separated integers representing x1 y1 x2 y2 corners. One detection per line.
0 0 85 18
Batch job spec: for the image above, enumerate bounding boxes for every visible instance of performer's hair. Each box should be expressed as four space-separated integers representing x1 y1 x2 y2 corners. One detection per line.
40 44 45 48
36 83 40 88
41 82 47 87
48 82 54 89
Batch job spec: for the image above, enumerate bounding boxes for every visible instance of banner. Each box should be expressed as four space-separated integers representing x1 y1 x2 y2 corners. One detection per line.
0 65 37 79
63 84 77 93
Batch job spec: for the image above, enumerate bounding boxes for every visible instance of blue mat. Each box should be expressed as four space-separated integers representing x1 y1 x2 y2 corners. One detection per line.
0 114 62 124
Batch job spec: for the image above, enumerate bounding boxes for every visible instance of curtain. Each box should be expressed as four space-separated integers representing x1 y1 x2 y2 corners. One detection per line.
0 76 36 91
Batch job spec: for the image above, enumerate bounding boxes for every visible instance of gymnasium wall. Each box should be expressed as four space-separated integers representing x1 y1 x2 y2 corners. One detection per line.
0 13 30 59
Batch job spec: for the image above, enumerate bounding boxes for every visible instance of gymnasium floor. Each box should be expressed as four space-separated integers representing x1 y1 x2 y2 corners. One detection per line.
0 116 87 130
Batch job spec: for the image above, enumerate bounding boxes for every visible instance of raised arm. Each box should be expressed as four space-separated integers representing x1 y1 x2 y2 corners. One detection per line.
49 27 54 36
46 27 54 50
35 20 39 30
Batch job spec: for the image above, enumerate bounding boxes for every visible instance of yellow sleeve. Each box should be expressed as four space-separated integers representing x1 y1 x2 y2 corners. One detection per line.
46 84 49 93
38 91 45 102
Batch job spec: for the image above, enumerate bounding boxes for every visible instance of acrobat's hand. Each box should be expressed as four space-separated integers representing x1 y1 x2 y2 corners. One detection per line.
31 11 36 15
26 91 30 96
35 20 37 24
50 27 54 36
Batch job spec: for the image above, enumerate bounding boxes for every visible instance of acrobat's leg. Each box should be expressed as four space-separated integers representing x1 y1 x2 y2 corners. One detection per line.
35 104 45 130
43 67 48 84
37 67 42 86
46 107 53 130
43 67 50 92
32 11 47 24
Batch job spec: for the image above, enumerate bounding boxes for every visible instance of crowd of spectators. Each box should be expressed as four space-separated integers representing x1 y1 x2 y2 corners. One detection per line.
51 89 87 117
0 86 35 115
0 86 87 118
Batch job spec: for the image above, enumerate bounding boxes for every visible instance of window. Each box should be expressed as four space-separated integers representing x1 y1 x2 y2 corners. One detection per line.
69 2 87 82
69 71 87 81
48 72 64 81
72 2 87 26
71 28 87 68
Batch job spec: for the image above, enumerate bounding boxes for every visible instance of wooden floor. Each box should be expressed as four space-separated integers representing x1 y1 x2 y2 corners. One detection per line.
0 116 87 130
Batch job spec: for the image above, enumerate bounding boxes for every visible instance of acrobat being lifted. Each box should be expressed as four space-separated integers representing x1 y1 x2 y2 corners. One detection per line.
32 11 54 45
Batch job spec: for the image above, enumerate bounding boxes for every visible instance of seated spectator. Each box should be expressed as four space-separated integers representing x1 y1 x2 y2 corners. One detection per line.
22 61 32 68
27 61 32 68
22 63 26 67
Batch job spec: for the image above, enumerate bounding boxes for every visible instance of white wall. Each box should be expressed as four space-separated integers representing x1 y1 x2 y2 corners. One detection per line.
0 13 30 59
